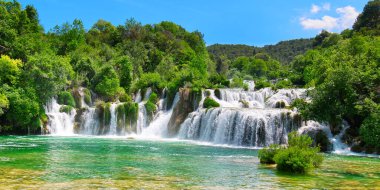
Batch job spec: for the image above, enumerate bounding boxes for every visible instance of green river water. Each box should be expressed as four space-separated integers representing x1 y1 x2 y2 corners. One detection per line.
0 136 379 189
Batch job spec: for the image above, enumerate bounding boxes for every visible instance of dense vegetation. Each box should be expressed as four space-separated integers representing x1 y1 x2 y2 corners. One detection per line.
290 0 380 152
0 0 379 154
259 132 323 173
208 38 313 66
0 0 214 134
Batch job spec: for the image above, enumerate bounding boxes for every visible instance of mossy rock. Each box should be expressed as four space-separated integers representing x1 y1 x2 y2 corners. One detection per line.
214 88 221 99
83 88 92 106
205 90 211 97
239 99 249 108
203 97 220 109
57 91 76 107
59 105 74 114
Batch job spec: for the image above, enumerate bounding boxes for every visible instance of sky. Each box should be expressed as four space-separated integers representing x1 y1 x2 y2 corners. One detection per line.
18 0 369 46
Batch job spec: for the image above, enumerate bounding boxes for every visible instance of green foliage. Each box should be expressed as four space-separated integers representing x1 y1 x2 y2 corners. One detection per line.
59 105 74 114
208 39 313 65
25 53 74 103
83 88 92 105
133 72 164 93
203 97 220 109
254 78 271 90
57 91 76 107
0 93 9 116
116 56 133 92
145 92 158 115
273 132 323 173
274 79 292 89
360 112 380 148
0 55 22 85
353 0 380 35
258 144 282 164
92 65 120 100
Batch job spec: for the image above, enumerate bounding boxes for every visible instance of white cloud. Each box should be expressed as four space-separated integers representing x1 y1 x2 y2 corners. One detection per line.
301 5 359 31
300 16 338 30
311 4 321 13
336 6 359 29
310 3 330 14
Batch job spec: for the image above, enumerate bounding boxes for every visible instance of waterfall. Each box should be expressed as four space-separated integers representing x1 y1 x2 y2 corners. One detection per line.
332 122 351 154
176 86 320 147
178 108 300 146
44 98 76 135
141 93 180 138
80 107 98 135
108 103 117 135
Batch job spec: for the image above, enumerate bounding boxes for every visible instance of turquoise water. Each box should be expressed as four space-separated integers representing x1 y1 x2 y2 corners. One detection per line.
0 136 379 189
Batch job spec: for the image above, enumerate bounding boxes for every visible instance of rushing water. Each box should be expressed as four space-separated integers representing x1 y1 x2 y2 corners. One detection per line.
0 136 379 189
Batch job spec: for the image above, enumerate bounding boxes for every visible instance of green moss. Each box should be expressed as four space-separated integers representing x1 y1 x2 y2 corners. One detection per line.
214 88 221 99
83 88 92 105
205 90 211 97
116 102 139 133
145 101 156 114
57 91 76 107
203 97 220 109
59 105 74 114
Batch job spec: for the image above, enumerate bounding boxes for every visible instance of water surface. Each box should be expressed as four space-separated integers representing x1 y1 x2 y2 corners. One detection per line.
0 136 379 189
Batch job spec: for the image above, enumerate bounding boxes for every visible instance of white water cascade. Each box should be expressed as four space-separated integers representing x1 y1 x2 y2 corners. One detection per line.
141 93 180 138
44 98 76 135
176 86 317 146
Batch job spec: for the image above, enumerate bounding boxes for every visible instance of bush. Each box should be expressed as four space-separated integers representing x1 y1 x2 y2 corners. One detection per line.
360 113 380 148
203 97 220 109
274 146 322 173
275 79 292 89
274 132 323 173
255 78 271 90
259 132 323 174
57 91 76 107
258 144 282 164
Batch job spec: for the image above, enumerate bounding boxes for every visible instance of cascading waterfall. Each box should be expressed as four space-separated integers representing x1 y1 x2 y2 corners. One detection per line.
43 82 353 153
178 108 301 146
108 103 117 135
45 98 76 135
140 93 180 138
176 86 326 147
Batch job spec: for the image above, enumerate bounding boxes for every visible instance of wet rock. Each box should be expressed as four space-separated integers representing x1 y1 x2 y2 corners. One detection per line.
167 88 201 137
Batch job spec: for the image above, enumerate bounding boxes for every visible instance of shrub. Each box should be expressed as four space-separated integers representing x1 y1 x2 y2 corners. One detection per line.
255 78 271 90
258 144 282 164
274 146 322 173
275 79 292 89
57 91 76 107
273 132 323 173
203 97 220 109
214 88 221 99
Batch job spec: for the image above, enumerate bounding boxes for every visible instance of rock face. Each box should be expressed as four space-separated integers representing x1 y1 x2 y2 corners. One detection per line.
167 88 201 137
301 127 333 152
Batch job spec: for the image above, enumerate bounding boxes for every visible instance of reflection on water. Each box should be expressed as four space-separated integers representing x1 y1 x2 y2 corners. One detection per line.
0 136 379 189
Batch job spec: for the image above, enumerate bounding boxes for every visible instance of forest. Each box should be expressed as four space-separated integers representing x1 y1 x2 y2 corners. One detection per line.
0 0 379 153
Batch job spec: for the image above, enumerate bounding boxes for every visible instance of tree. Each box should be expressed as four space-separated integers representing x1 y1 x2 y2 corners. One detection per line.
24 53 74 103
0 55 22 85
91 65 120 99
353 0 380 34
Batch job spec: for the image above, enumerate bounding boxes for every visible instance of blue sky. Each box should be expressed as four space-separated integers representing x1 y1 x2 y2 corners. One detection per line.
18 0 369 46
